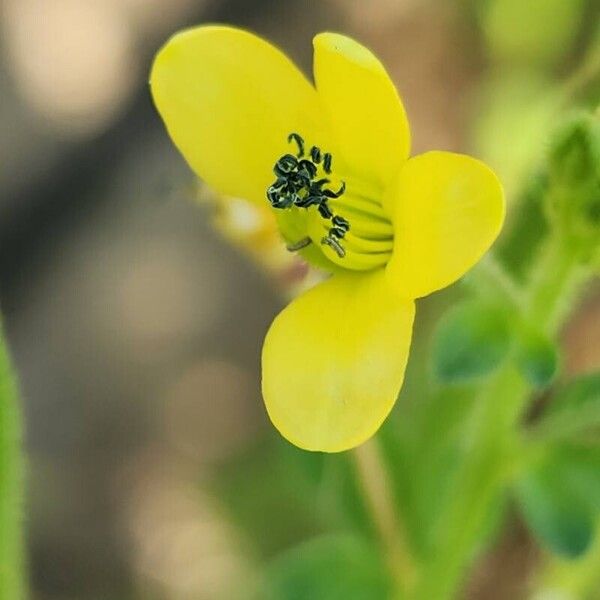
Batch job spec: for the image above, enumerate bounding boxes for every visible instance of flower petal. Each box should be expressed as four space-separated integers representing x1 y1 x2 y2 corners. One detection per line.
313 33 411 189
262 270 415 452
386 151 505 299
150 25 322 204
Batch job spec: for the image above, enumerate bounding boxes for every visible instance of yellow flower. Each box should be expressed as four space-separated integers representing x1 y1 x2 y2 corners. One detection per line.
150 26 505 452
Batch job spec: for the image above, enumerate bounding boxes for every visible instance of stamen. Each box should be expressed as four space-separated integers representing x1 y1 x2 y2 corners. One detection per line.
286 237 312 252
287 133 305 157
310 146 322 164
321 235 346 258
266 133 350 257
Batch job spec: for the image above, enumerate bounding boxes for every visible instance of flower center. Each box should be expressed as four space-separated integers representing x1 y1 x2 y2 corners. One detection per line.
266 133 351 258
266 133 394 271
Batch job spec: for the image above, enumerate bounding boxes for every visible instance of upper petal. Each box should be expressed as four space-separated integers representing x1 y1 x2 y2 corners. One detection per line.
313 33 411 190
386 151 505 299
150 25 322 204
262 269 415 452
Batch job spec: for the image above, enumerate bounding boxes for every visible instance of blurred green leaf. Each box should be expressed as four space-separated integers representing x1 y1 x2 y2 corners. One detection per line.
482 0 585 67
210 440 324 557
265 534 392 600
211 438 373 559
495 171 549 281
517 470 592 558
472 71 560 199
531 372 600 441
432 301 512 382
516 443 600 558
515 329 559 388
547 111 600 262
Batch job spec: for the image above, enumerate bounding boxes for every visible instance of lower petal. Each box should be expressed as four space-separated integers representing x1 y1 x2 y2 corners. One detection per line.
262 270 415 452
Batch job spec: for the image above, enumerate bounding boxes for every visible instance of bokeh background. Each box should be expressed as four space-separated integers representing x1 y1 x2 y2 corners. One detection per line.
1 0 598 598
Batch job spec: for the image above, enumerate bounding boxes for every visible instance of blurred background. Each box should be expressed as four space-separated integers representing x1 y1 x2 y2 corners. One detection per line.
0 0 598 598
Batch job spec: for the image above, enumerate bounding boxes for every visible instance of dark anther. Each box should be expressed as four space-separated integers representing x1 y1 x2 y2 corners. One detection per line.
266 133 350 258
310 146 322 164
318 203 334 219
331 215 350 235
312 178 330 189
274 154 298 177
287 132 305 157
322 181 346 199
321 235 346 258
286 237 312 252
298 159 318 179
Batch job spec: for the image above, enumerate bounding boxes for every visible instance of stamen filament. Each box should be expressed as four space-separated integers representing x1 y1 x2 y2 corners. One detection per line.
313 221 393 253
331 196 389 222
343 232 394 254
330 211 394 238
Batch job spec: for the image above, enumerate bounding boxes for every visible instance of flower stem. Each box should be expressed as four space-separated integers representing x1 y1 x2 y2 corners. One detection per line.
413 230 587 600
353 439 417 597
467 255 527 310
524 233 583 336
559 30 600 106
413 365 528 600
0 326 26 600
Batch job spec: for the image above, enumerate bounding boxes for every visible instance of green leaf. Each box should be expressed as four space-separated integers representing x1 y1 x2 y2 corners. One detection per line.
531 372 600 441
432 301 512 382
516 443 600 558
211 438 372 559
265 535 392 600
211 440 324 557
515 329 559 388
517 473 592 558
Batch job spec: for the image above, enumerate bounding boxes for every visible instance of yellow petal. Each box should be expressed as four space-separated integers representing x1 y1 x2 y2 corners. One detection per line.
386 151 505 299
313 33 411 189
150 25 322 204
262 270 415 452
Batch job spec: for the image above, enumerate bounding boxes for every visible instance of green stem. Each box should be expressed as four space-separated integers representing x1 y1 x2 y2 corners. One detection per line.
0 326 26 600
525 233 582 336
413 366 528 600
413 232 584 600
353 440 417 598
466 255 526 311
527 403 600 444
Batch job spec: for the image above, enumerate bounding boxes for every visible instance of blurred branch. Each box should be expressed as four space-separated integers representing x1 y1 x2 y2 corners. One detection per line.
559 24 600 105
353 440 417 597
465 255 526 310
0 324 25 600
